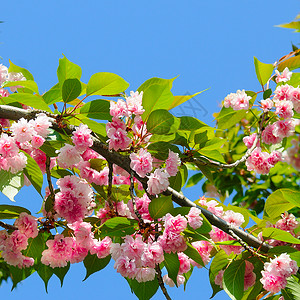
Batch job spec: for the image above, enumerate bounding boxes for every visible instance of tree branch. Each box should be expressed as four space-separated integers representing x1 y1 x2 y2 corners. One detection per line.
0 220 17 230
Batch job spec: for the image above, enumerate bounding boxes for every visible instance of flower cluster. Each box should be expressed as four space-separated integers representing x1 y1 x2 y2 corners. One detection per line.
0 113 52 174
260 253 297 294
223 90 251 111
0 212 37 268
54 175 95 223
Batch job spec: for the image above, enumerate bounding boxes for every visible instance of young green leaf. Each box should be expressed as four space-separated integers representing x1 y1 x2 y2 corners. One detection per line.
0 170 24 201
8 60 34 80
83 254 111 280
80 99 112 120
148 195 174 219
0 204 31 219
163 252 180 287
100 217 138 237
62 78 82 103
57 55 82 84
86 72 129 96
126 278 159 300
223 260 245 300
253 56 274 87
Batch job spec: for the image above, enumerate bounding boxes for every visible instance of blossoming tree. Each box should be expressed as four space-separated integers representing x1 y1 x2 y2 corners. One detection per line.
0 21 299 300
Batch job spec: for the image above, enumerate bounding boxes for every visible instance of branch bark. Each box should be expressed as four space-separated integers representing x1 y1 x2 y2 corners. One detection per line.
0 105 271 253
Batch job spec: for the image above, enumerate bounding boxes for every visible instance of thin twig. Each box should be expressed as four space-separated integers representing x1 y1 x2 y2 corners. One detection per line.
46 156 55 198
129 172 143 224
0 220 17 230
155 264 172 300
107 162 114 210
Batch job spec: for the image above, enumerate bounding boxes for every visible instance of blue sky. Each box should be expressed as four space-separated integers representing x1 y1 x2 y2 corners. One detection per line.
0 1 299 299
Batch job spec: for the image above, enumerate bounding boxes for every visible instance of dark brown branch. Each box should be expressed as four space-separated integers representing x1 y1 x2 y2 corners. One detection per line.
129 172 143 223
0 220 17 230
46 156 55 198
155 264 172 300
107 162 114 210
0 105 272 253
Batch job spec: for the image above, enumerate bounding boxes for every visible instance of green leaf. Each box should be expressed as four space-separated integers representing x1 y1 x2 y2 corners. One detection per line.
139 77 175 121
282 276 300 299
262 227 300 244
6 93 52 112
178 116 209 131
36 263 53 292
223 260 245 300
194 214 212 234
186 173 203 188
184 242 204 267
147 142 180 160
57 55 82 85
83 253 111 280
127 278 159 300
146 109 180 135
9 265 35 290
53 263 70 287
253 56 274 86
0 170 24 201
24 232 50 261
22 152 43 196
264 189 300 219
168 90 209 110
163 252 180 287
80 99 112 120
8 60 34 80
263 88 272 100
197 149 226 164
62 78 82 103
217 107 247 130
278 55 300 72
3 80 39 94
148 195 174 219
43 83 62 105
86 72 129 96
0 204 31 219
100 217 138 237
276 20 300 32
209 250 233 298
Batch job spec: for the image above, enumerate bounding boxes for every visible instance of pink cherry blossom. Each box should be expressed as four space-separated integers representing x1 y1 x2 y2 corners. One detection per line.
114 256 137 279
41 234 73 268
11 118 36 143
261 98 273 112
186 207 203 230
163 274 185 287
135 267 156 283
106 127 132 151
158 231 187 253
275 100 294 119
29 113 51 138
275 67 292 83
147 169 169 195
165 150 180 176
164 213 187 234
31 135 45 148
260 271 287 294
0 64 8 85
122 235 145 260
222 210 244 227
246 147 273 175
71 123 93 153
276 212 299 232
130 148 153 178
191 240 213 267
273 84 293 102
14 212 38 239
56 144 82 168
290 87 300 113
262 124 282 145
178 252 191 274
243 133 258 149
68 221 94 249
126 91 145 116
0 133 19 157
0 88 10 97
90 236 112 258
198 198 224 217
110 99 128 118
273 119 296 139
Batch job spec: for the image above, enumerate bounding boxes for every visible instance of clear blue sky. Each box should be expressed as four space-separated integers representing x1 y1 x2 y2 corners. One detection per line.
0 1 298 299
